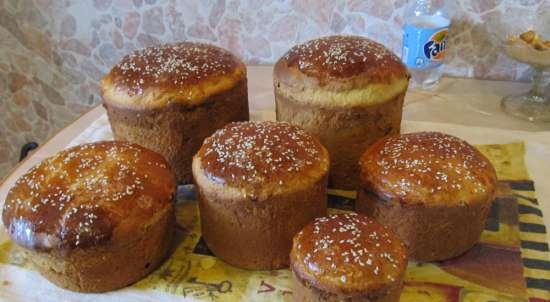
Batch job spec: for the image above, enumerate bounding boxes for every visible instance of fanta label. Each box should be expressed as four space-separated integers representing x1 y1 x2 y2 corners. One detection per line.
402 25 449 70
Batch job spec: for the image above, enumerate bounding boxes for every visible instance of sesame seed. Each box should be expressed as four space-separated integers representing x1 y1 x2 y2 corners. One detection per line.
200 121 323 187
112 42 239 98
4 141 171 249
295 213 405 283
282 36 402 78
363 132 495 200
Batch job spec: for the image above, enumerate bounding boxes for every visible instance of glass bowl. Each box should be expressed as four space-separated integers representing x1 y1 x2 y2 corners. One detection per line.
487 6 550 123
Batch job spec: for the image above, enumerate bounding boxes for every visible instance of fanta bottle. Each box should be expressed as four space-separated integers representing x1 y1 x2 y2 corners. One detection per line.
402 0 452 90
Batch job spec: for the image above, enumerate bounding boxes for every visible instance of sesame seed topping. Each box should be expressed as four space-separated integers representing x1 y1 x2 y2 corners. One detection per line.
200 121 325 188
282 35 405 79
3 141 175 250
110 42 240 97
361 132 496 201
294 213 406 286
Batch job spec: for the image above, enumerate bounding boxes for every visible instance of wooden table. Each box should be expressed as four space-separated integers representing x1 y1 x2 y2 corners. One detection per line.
1 65 549 235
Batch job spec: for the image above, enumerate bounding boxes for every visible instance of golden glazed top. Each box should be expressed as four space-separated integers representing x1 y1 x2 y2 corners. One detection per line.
360 132 498 206
277 35 406 80
274 35 409 107
2 141 176 251
195 121 329 195
291 213 407 295
101 42 246 109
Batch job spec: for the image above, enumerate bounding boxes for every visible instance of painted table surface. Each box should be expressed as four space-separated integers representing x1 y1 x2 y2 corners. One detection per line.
0 65 549 302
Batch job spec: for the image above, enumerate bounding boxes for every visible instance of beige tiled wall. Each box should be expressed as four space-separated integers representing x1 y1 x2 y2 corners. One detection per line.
0 0 544 178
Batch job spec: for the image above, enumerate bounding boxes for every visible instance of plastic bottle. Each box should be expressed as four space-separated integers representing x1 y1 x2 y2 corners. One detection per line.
402 0 451 90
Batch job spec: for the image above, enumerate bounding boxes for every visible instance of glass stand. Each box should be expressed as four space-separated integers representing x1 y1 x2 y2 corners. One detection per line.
501 68 550 123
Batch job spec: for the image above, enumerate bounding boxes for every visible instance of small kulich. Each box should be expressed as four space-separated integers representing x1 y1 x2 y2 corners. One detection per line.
290 213 408 302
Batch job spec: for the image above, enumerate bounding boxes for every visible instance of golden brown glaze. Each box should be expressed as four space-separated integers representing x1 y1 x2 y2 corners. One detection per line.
197 121 329 190
101 42 246 109
106 41 241 95
274 35 408 88
2 141 176 251
359 132 497 205
291 213 407 295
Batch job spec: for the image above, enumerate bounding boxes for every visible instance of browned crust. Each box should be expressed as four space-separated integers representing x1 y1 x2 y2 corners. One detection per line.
358 132 498 206
274 35 408 89
196 121 329 191
104 79 249 183
275 90 404 190
356 188 492 261
194 167 328 270
289 213 407 295
101 42 245 99
24 205 174 292
2 141 176 251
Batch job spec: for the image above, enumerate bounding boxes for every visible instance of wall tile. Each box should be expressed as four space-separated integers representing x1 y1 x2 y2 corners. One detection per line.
142 6 165 34
122 11 140 38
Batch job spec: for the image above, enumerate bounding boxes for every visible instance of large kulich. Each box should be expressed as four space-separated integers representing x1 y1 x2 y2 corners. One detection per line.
274 35 410 190
290 213 408 302
2 141 176 292
101 42 249 183
357 132 498 261
192 121 329 270
273 36 409 189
